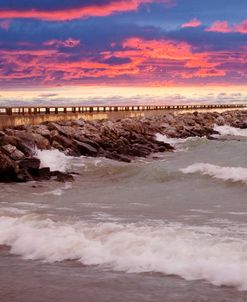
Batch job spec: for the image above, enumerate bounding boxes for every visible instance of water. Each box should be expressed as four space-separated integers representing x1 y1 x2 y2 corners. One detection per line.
1 126 247 301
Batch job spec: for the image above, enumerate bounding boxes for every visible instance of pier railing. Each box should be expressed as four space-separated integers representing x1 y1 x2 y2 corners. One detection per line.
0 104 246 115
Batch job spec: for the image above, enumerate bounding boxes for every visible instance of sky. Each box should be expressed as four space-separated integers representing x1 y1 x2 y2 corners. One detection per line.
0 0 246 105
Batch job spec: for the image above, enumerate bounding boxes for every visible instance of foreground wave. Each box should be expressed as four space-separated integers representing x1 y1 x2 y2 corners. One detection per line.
181 163 247 185
1 215 247 290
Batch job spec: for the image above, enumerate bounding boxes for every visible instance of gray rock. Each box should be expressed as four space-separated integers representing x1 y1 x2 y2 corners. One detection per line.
2 144 17 154
37 167 51 180
0 151 17 182
216 116 225 126
73 140 98 156
19 157 41 171
1 144 25 160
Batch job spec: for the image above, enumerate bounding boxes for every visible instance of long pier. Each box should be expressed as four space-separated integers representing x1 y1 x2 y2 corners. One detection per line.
0 103 246 130
0 103 247 116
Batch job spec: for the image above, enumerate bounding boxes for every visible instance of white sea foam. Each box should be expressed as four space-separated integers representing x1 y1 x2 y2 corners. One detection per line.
181 163 247 185
228 212 247 216
1 215 247 290
35 149 72 172
35 149 105 173
33 183 72 197
155 134 201 151
156 133 189 146
0 207 27 215
213 125 247 137
33 189 64 196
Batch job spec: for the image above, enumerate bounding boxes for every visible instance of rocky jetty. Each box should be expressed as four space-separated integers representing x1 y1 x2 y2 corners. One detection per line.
0 109 246 183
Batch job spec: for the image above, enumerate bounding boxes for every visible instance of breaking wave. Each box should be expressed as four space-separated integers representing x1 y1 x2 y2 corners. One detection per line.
36 149 72 172
181 163 247 185
155 133 202 151
156 133 189 146
214 125 247 137
1 215 247 290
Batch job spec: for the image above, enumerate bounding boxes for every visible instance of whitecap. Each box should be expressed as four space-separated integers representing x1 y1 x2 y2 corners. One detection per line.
181 163 247 185
1 216 247 290
214 125 247 137
35 149 72 172
155 133 202 151
33 189 63 196
0 207 27 215
33 183 72 196
156 133 189 146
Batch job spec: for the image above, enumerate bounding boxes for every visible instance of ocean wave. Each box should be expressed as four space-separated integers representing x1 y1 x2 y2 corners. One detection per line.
214 125 247 137
1 215 247 290
35 149 131 176
181 163 247 185
33 183 72 196
155 133 202 151
36 149 73 172
156 133 189 146
0 207 27 215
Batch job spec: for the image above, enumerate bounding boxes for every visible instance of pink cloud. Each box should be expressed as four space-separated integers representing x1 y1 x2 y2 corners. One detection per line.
0 0 174 21
0 37 246 86
206 21 232 33
0 19 11 31
44 38 80 48
206 19 247 34
235 19 247 34
181 18 202 28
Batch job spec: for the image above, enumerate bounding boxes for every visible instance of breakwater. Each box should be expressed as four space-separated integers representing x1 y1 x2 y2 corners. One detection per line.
0 103 246 130
1 108 247 183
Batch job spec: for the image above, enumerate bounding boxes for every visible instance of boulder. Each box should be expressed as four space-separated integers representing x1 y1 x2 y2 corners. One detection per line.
105 151 131 163
1 144 25 160
34 125 51 138
47 123 76 137
2 144 17 154
16 169 33 183
155 141 174 151
19 157 41 171
37 167 51 180
216 116 225 126
73 140 98 156
52 134 73 149
131 143 153 157
51 140 65 151
0 151 17 182
16 139 36 157
51 171 74 182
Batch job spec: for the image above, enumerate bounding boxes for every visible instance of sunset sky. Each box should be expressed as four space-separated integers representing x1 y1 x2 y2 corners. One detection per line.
0 0 246 105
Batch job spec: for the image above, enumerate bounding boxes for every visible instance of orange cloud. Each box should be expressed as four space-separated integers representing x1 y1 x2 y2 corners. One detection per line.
0 0 173 21
0 37 246 86
119 38 220 69
181 18 202 28
109 37 247 80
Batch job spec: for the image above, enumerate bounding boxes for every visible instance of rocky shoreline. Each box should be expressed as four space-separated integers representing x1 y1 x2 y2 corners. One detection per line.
0 109 247 183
